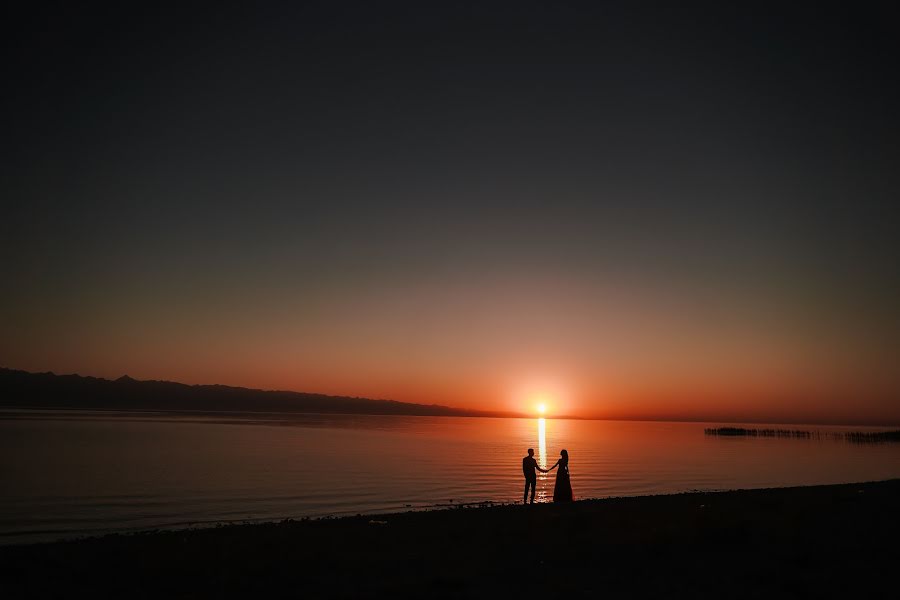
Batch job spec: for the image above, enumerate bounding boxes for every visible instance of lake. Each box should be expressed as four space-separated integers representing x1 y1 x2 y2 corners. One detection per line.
1 411 898 544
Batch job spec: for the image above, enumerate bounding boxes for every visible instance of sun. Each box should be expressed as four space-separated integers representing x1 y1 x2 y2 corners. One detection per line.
537 403 547 415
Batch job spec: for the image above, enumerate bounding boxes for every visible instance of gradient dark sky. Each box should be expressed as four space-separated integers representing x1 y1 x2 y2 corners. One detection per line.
3 2 899 423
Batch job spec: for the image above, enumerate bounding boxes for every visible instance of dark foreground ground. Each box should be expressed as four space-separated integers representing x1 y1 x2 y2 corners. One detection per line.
2 480 898 599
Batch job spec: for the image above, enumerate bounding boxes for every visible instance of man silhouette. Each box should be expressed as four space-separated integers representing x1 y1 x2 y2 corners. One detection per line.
522 448 547 504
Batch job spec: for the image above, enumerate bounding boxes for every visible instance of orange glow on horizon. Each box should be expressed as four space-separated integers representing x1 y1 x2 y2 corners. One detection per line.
5 264 900 426
10 353 899 424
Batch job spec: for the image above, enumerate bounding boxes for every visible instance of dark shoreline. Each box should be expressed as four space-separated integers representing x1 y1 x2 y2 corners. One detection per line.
2 480 898 599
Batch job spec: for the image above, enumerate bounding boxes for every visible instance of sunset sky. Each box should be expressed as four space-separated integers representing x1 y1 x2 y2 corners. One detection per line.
3 2 899 424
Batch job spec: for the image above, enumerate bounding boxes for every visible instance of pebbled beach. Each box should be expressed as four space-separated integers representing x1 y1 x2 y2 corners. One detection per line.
2 479 898 598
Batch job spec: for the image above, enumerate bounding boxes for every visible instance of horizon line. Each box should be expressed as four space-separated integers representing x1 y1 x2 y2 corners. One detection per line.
2 366 898 429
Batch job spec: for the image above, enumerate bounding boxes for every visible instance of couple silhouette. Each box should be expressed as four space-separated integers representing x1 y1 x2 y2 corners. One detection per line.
522 448 573 504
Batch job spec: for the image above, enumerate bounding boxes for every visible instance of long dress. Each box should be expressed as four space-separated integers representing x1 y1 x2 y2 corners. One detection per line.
552 458 574 502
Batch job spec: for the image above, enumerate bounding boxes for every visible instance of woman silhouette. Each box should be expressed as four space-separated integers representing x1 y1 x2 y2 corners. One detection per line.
548 449 574 502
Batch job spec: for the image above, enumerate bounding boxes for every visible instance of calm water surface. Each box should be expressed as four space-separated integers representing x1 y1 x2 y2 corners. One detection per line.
2 412 899 544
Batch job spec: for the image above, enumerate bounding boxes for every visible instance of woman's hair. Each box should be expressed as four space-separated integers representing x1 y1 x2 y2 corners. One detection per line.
560 449 568 458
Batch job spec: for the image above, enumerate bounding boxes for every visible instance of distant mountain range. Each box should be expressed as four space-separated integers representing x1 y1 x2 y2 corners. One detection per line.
0 368 516 418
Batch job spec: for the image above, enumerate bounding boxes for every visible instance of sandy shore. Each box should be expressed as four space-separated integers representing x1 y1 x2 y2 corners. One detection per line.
2 479 898 598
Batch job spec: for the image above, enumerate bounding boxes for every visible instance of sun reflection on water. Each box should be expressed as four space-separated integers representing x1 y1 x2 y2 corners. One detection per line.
538 417 546 469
